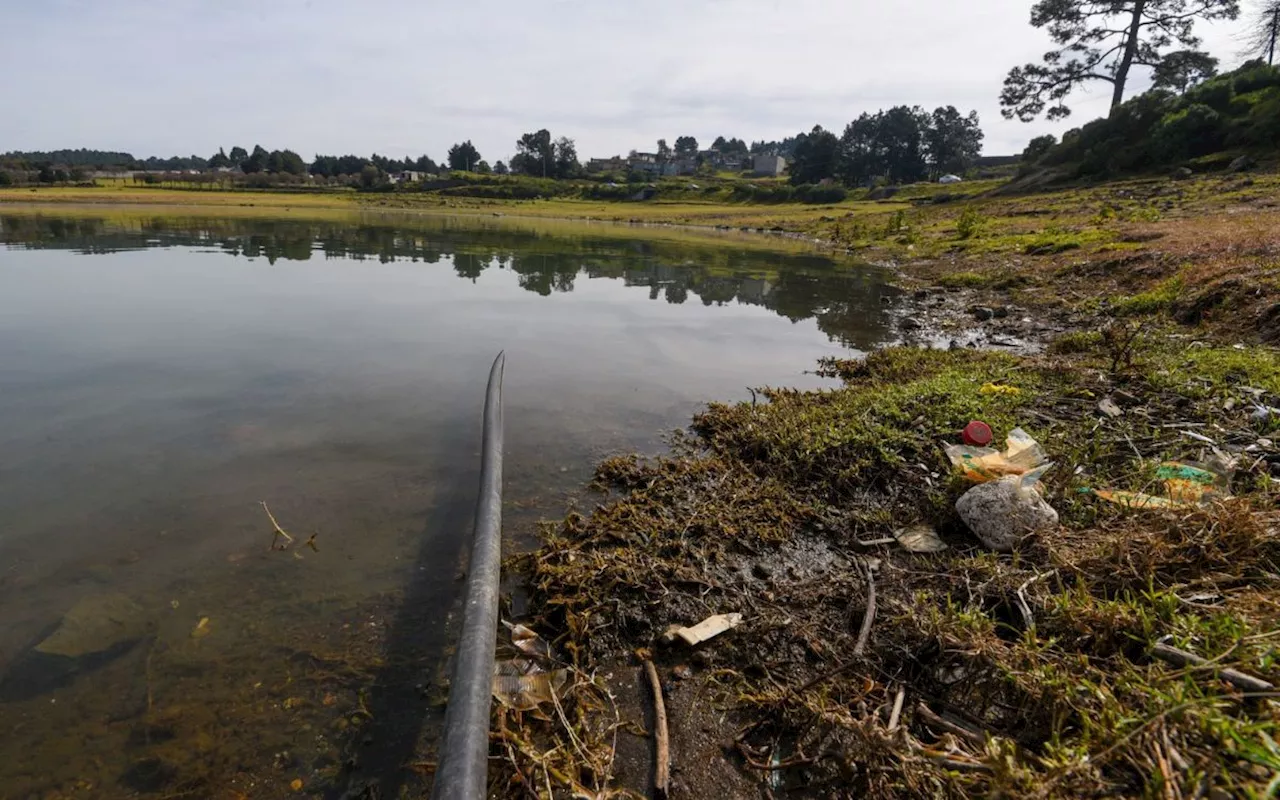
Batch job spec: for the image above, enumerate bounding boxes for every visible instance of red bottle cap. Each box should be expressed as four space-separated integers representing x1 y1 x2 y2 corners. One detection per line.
962 420 994 447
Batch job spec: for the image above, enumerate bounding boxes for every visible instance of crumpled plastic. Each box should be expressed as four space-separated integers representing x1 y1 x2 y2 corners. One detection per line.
1091 460 1233 509
492 621 566 711
945 427 1048 483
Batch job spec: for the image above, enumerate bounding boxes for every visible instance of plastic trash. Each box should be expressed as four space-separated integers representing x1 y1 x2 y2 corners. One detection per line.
894 524 948 553
962 420 994 447
946 427 1048 483
979 383 1021 396
956 465 1058 551
1091 460 1232 509
668 613 743 646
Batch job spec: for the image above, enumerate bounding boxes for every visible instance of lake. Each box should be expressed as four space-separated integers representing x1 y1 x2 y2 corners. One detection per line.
0 209 897 797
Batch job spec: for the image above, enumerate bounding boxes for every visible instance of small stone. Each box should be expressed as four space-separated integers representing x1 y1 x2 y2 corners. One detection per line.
1172 166 1194 180
912 289 929 300
672 664 693 681
992 306 1010 319
751 563 773 580
900 317 924 331
1228 154 1256 173
971 306 995 321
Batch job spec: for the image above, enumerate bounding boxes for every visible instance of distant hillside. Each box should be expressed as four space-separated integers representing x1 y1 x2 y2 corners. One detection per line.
1021 60 1280 180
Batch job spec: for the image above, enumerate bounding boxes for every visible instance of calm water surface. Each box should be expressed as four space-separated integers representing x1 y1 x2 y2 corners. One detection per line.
0 211 897 797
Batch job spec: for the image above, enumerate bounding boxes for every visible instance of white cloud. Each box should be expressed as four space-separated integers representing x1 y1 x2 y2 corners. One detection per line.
0 0 1253 162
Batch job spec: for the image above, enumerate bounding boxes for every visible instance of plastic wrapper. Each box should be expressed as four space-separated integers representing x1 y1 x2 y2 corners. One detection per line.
945 427 1048 483
1092 460 1233 509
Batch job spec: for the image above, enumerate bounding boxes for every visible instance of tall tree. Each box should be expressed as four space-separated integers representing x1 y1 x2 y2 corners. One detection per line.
553 137 579 178
1244 0 1280 64
1151 49 1219 92
208 148 231 169
447 140 482 171
656 139 672 164
926 106 984 176
511 129 554 176
494 160 509 175
241 145 269 173
788 125 840 185
228 146 248 165
673 136 699 157
1001 0 1240 121
711 135 728 151
278 149 306 175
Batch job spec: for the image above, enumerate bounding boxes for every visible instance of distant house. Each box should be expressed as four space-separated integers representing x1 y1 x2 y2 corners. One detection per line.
674 158 699 176
586 156 628 174
388 170 427 184
752 154 787 177
627 153 677 177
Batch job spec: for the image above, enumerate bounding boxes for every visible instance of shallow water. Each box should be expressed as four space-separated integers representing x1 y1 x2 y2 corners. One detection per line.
0 210 897 797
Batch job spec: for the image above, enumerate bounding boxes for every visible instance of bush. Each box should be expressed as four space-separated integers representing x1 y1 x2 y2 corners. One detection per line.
794 183 848 203
1034 62 1280 177
1151 104 1226 161
955 207 985 240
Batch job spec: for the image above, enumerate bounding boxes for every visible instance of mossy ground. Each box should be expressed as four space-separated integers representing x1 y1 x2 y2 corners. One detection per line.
516 335 1280 798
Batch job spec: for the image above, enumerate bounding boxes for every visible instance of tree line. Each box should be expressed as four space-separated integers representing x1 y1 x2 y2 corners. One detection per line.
786 105 984 187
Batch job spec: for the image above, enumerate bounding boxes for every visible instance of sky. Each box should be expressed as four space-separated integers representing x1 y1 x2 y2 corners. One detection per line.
0 0 1257 163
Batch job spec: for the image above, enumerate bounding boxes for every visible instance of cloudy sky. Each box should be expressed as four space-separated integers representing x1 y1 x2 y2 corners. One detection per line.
0 0 1254 163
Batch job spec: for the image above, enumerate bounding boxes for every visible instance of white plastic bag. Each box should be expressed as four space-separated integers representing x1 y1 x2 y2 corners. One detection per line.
956 465 1058 551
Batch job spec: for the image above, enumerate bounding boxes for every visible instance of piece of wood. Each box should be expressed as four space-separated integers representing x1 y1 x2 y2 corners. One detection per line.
1150 642 1275 694
643 659 670 797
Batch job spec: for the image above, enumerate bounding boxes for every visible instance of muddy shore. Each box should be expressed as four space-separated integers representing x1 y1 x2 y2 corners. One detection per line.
497 171 1280 799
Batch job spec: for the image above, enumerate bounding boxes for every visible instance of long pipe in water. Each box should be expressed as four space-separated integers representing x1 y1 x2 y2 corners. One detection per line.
432 351 505 800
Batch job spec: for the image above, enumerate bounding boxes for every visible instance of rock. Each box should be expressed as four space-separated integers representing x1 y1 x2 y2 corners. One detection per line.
672 664 694 681
913 289 929 300
899 317 924 331
751 562 773 580
1172 167 1194 180
971 306 995 322
956 476 1058 552
35 593 148 658
1227 155 1256 173
992 306 1010 319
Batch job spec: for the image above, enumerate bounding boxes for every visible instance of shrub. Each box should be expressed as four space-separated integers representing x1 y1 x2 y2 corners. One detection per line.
955 206 985 240
1151 104 1226 161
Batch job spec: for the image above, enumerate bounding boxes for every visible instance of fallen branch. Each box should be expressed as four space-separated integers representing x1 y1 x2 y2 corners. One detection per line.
1150 642 1275 694
916 703 987 748
853 559 878 657
643 659 670 797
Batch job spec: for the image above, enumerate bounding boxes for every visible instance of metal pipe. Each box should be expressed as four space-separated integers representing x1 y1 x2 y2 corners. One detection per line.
433 352 506 800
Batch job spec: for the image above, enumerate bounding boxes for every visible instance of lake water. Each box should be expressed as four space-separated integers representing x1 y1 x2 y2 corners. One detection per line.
0 209 897 798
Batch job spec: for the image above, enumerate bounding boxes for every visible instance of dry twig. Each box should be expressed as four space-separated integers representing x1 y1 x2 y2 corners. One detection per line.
1150 642 1275 694
261 501 294 551
853 558 878 657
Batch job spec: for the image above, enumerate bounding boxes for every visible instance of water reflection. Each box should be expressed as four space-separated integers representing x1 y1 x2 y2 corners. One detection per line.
0 213 897 349
0 210 898 798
